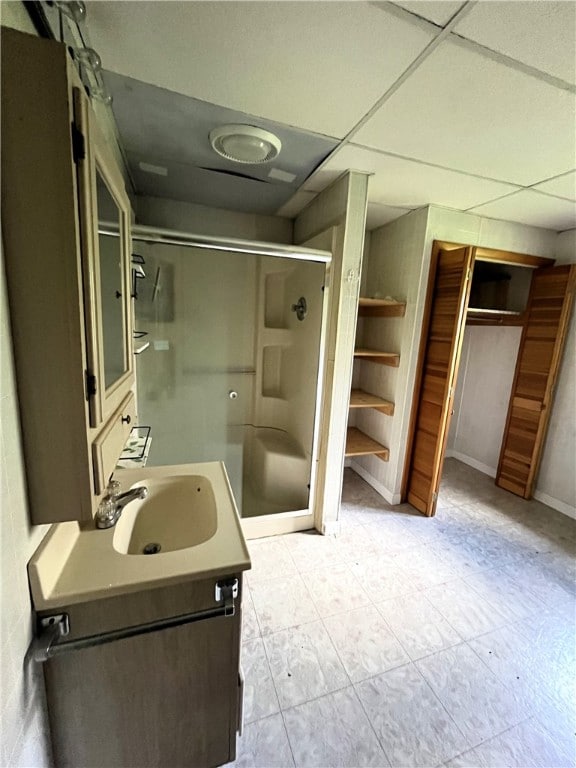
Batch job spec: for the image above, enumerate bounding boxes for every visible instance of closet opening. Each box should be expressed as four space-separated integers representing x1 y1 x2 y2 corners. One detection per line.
402 240 575 518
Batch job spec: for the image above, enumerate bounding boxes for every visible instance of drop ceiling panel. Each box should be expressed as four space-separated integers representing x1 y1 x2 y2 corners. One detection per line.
454 1 576 84
129 155 291 215
469 190 576 231
304 145 519 210
86 1 435 138
532 171 576 202
390 1 466 26
354 39 576 186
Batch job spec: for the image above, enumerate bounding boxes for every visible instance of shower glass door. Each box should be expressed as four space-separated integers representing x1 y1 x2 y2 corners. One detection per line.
132 234 330 536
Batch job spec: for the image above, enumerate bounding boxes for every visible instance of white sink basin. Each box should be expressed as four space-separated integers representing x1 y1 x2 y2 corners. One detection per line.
113 475 218 555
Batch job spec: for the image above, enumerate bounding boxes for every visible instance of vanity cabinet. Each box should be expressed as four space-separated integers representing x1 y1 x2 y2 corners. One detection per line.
1 28 134 523
39 576 244 767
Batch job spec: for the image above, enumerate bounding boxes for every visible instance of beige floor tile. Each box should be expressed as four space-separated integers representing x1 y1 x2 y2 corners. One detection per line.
241 638 280 724
264 620 350 709
444 718 574 768
301 564 371 617
246 536 297 585
355 663 468 767
377 592 463 661
349 554 420 601
424 580 509 640
250 574 318 635
283 687 389 767
283 530 344 572
226 713 294 768
416 643 532 745
323 605 409 682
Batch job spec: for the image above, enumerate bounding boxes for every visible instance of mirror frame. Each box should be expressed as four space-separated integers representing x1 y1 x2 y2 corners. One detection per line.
74 88 134 428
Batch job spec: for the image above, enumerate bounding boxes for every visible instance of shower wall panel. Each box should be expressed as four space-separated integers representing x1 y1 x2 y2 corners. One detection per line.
135 243 257 504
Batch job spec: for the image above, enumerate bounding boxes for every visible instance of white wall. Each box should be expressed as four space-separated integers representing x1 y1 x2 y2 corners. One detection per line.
446 325 522 476
135 195 293 244
1 237 52 766
1 5 53 766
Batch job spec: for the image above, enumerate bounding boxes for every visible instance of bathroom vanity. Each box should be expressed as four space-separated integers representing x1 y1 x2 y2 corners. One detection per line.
29 462 251 767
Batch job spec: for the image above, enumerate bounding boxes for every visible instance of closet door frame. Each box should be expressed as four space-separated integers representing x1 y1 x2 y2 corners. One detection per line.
401 240 554 514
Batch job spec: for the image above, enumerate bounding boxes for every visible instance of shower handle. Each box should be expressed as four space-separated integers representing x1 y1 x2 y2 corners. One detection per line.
291 296 307 321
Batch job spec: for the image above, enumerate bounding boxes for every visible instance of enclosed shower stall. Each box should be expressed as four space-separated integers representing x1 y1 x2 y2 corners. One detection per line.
131 228 330 535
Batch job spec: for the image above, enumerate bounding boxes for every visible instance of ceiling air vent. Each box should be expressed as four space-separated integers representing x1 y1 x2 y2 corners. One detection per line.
209 125 281 165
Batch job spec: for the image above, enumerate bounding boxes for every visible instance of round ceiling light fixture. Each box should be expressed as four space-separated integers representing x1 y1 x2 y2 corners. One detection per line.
209 124 282 164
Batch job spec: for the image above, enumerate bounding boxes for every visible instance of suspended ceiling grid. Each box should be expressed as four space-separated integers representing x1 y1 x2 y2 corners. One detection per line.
85 1 576 231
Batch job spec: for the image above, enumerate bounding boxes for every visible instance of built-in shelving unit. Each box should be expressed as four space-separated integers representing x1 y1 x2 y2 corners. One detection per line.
344 296 404 463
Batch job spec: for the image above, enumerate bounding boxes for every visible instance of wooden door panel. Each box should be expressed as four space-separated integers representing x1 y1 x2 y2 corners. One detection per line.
496 264 575 499
405 245 473 516
421 374 446 405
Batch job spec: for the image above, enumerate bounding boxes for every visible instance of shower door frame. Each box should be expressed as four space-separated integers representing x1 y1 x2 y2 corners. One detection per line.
121 223 332 539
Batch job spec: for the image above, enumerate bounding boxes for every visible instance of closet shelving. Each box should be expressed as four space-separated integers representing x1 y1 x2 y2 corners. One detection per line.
345 297 405 462
466 260 531 326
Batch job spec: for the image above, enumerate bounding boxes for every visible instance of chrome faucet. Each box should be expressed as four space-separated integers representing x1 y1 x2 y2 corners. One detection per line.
95 481 148 529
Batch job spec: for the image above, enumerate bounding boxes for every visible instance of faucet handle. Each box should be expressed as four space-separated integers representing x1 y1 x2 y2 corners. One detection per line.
105 479 121 500
95 497 117 529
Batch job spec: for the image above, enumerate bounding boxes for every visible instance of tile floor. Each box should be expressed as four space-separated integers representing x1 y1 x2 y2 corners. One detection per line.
227 460 576 768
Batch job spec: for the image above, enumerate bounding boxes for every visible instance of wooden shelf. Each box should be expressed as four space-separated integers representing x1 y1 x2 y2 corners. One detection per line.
350 389 394 415
358 297 406 318
354 348 400 367
345 427 389 461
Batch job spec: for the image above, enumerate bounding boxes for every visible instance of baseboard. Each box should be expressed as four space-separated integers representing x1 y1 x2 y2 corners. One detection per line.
349 461 402 505
533 490 576 521
448 451 576 521
447 450 497 479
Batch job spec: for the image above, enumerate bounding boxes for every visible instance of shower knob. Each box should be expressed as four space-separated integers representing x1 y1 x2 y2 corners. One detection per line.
229 390 238 400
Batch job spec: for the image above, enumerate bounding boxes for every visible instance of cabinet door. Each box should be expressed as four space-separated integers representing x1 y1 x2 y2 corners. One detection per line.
74 89 134 428
45 615 238 768
496 264 576 498
404 245 473 516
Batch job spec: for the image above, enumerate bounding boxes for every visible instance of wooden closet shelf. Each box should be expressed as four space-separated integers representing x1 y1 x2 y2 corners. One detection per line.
354 348 400 367
349 389 394 415
345 427 389 461
358 297 406 317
